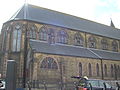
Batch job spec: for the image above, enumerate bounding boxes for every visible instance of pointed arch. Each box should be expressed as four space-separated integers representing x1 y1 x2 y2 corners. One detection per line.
12 23 22 52
88 63 92 76
48 28 55 44
112 40 118 52
111 64 114 77
28 23 37 39
40 57 58 69
39 26 48 41
96 63 99 76
104 64 107 76
79 62 82 76
101 38 108 50
74 32 84 46
88 36 97 48
57 30 68 44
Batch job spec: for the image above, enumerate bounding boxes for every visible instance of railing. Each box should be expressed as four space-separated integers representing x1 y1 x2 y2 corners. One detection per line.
26 80 76 90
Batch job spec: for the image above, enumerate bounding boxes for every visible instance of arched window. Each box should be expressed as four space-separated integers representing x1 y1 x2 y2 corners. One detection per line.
96 63 99 76
48 28 55 44
12 23 22 52
101 38 108 50
2 31 7 51
74 33 84 46
104 64 107 76
79 62 82 76
111 64 114 77
29 24 37 39
114 64 117 79
112 40 118 52
57 30 68 44
40 57 58 69
39 26 48 41
88 36 97 48
88 63 92 76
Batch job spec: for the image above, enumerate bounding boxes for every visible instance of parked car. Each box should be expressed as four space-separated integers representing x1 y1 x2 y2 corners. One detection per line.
0 80 5 90
71 76 116 90
85 79 116 90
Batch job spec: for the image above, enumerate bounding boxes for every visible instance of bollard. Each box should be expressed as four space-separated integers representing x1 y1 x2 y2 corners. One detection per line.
6 60 17 90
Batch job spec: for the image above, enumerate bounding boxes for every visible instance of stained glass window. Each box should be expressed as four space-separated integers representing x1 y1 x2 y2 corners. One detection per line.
40 57 58 69
74 33 84 46
48 28 55 44
88 36 97 48
112 40 118 52
29 24 37 39
101 38 108 50
57 30 68 44
12 23 22 52
39 26 48 41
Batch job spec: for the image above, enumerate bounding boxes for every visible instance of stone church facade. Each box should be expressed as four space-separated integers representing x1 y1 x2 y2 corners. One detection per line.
0 4 120 83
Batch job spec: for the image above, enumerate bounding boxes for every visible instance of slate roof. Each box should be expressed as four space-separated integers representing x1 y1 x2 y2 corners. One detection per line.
8 4 120 40
90 49 120 60
30 39 120 60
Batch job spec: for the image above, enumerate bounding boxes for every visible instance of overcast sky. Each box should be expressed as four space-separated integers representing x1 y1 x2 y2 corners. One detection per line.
0 0 120 29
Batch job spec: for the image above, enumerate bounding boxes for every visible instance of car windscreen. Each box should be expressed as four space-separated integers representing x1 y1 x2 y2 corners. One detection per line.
87 80 100 87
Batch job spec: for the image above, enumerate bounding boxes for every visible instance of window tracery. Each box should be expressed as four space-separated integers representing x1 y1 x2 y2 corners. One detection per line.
12 23 22 52
88 36 96 48
74 33 84 46
39 26 48 41
101 38 108 50
40 57 58 69
112 40 118 52
28 23 37 39
57 30 68 44
48 28 55 44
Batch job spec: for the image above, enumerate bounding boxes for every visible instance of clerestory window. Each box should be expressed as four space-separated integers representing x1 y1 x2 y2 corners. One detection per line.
29 24 37 39
74 33 84 46
12 23 22 52
101 38 108 50
39 26 48 41
57 30 68 44
112 40 118 52
88 36 97 48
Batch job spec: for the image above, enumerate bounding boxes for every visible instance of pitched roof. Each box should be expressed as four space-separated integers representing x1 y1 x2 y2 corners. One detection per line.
29 39 120 60
9 4 120 40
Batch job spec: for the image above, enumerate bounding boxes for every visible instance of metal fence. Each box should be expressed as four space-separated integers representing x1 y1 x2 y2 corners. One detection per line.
26 80 77 90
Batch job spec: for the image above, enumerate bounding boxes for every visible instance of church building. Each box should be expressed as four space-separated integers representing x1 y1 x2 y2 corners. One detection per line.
0 4 120 84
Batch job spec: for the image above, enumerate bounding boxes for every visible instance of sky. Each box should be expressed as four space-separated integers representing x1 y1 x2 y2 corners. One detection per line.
0 0 120 30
